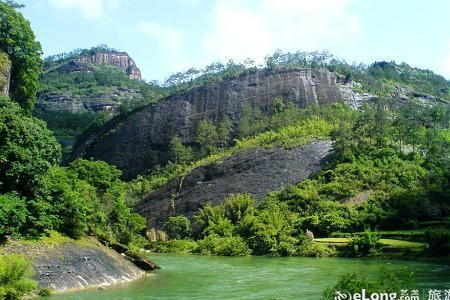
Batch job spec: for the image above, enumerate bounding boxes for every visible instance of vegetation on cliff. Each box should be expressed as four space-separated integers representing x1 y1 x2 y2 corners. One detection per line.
0 1 42 111
0 254 36 300
142 99 449 257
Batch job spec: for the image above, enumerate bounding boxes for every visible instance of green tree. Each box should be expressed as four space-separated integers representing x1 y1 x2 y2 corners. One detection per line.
217 117 232 150
0 1 24 9
68 158 122 194
0 254 37 300
0 2 42 110
0 193 27 241
196 120 219 154
238 104 268 137
164 216 191 239
0 96 60 197
168 136 194 164
224 194 255 224
37 166 96 239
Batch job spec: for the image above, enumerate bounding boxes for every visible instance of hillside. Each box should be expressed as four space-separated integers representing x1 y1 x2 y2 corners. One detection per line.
35 46 164 148
137 140 332 228
71 68 352 178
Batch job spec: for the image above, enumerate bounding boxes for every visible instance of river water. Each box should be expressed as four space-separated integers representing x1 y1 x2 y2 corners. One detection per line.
49 254 450 299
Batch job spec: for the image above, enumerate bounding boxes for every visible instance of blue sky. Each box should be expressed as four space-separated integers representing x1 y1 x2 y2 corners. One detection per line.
20 0 450 82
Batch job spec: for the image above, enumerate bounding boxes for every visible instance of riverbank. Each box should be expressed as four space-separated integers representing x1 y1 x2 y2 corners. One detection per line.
0 234 149 293
47 254 450 300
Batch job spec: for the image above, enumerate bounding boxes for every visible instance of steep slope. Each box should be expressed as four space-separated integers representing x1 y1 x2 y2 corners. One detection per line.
72 68 343 179
136 140 332 228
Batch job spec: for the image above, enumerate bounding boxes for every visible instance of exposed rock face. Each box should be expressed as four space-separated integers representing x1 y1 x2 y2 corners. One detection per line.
135 140 332 228
1 238 147 292
74 51 141 79
337 80 376 109
0 50 11 95
73 68 343 179
36 87 142 114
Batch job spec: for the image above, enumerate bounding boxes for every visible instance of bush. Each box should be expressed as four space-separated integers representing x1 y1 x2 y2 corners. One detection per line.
0 193 27 241
37 288 52 297
164 216 191 240
224 194 255 224
0 254 37 300
424 229 450 256
296 239 336 257
150 239 198 254
0 96 61 197
348 230 382 256
196 235 251 256
322 266 415 299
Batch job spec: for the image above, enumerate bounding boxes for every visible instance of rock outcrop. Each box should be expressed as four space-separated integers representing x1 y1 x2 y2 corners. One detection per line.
73 68 343 179
1 238 148 292
36 87 143 114
136 140 332 228
74 51 141 79
0 50 11 95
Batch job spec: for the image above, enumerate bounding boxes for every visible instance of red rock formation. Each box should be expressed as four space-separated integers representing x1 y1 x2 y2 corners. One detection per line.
75 51 141 79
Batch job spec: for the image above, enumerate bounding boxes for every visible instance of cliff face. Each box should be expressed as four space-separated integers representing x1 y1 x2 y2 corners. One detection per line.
73 68 343 179
74 51 141 79
136 140 332 228
0 50 11 95
1 238 146 292
36 87 142 114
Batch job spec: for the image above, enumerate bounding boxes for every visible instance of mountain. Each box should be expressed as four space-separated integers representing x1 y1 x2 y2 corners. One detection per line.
71 68 359 179
35 46 163 148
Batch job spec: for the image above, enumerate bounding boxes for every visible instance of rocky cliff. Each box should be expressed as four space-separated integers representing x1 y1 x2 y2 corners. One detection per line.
72 68 343 179
74 51 141 79
35 49 153 147
1 238 147 292
136 140 332 228
0 50 11 95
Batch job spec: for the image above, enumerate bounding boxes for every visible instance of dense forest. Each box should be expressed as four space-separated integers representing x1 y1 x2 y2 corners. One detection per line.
0 0 449 298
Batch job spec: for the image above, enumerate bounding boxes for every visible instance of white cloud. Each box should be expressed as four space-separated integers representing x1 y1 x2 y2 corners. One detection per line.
202 0 361 63
48 0 120 19
441 41 450 79
132 22 190 72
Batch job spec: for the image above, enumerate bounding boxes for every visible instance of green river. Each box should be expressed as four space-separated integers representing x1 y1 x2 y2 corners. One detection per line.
49 254 449 299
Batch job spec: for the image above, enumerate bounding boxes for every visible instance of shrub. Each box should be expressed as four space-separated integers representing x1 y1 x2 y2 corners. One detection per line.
424 229 450 256
348 230 382 256
37 288 52 297
224 194 255 224
0 254 37 300
150 239 198 254
0 193 27 241
296 239 336 257
164 216 191 240
322 266 415 299
196 235 251 256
